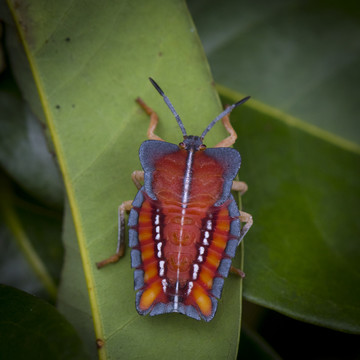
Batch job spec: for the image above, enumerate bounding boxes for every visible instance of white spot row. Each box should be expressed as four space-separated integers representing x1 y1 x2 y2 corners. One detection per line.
159 260 165 277
192 264 199 280
203 230 210 246
155 214 160 225
162 278 167 292
157 242 162 258
155 209 165 281
155 214 161 241
187 281 194 295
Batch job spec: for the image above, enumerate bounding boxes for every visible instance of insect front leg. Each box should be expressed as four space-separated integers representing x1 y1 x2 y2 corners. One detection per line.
231 180 248 195
131 170 144 190
214 110 237 148
96 200 133 269
217 110 247 194
136 97 164 141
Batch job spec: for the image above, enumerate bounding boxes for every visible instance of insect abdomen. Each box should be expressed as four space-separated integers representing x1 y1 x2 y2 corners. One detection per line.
129 148 241 321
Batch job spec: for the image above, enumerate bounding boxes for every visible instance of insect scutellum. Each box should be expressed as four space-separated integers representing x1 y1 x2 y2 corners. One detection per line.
149 77 250 146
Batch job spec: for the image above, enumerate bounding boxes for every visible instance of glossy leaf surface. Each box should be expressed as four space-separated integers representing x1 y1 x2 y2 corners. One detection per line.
220 88 360 333
0 73 64 208
189 0 360 144
0 284 88 360
0 170 63 300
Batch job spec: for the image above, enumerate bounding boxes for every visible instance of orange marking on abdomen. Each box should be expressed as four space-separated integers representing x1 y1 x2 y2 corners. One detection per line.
137 198 163 299
141 242 155 262
139 280 162 310
143 262 158 283
205 249 222 269
136 149 234 317
211 233 229 252
191 282 212 316
138 229 152 242
216 219 231 232
138 212 151 224
199 266 215 289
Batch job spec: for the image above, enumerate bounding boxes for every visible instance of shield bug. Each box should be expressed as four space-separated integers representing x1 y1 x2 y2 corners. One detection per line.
97 78 253 321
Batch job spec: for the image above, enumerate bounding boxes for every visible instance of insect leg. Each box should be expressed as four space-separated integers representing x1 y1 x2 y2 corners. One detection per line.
96 200 133 269
131 170 144 190
239 211 253 245
231 180 248 195
216 111 248 194
214 110 237 148
136 97 164 141
230 266 246 278
230 211 253 277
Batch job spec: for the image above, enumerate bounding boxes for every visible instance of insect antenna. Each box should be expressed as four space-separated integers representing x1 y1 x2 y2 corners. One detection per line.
200 96 251 140
149 77 188 138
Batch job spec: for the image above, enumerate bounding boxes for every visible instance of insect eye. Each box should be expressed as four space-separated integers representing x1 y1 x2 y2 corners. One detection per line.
199 144 207 151
179 142 186 149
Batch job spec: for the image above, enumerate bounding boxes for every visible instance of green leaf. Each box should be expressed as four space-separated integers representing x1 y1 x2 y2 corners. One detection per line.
189 0 360 144
6 0 246 358
238 325 282 360
0 208 43 296
220 87 360 333
0 284 88 360
0 72 64 208
0 22 5 73
0 172 63 300
57 201 97 359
